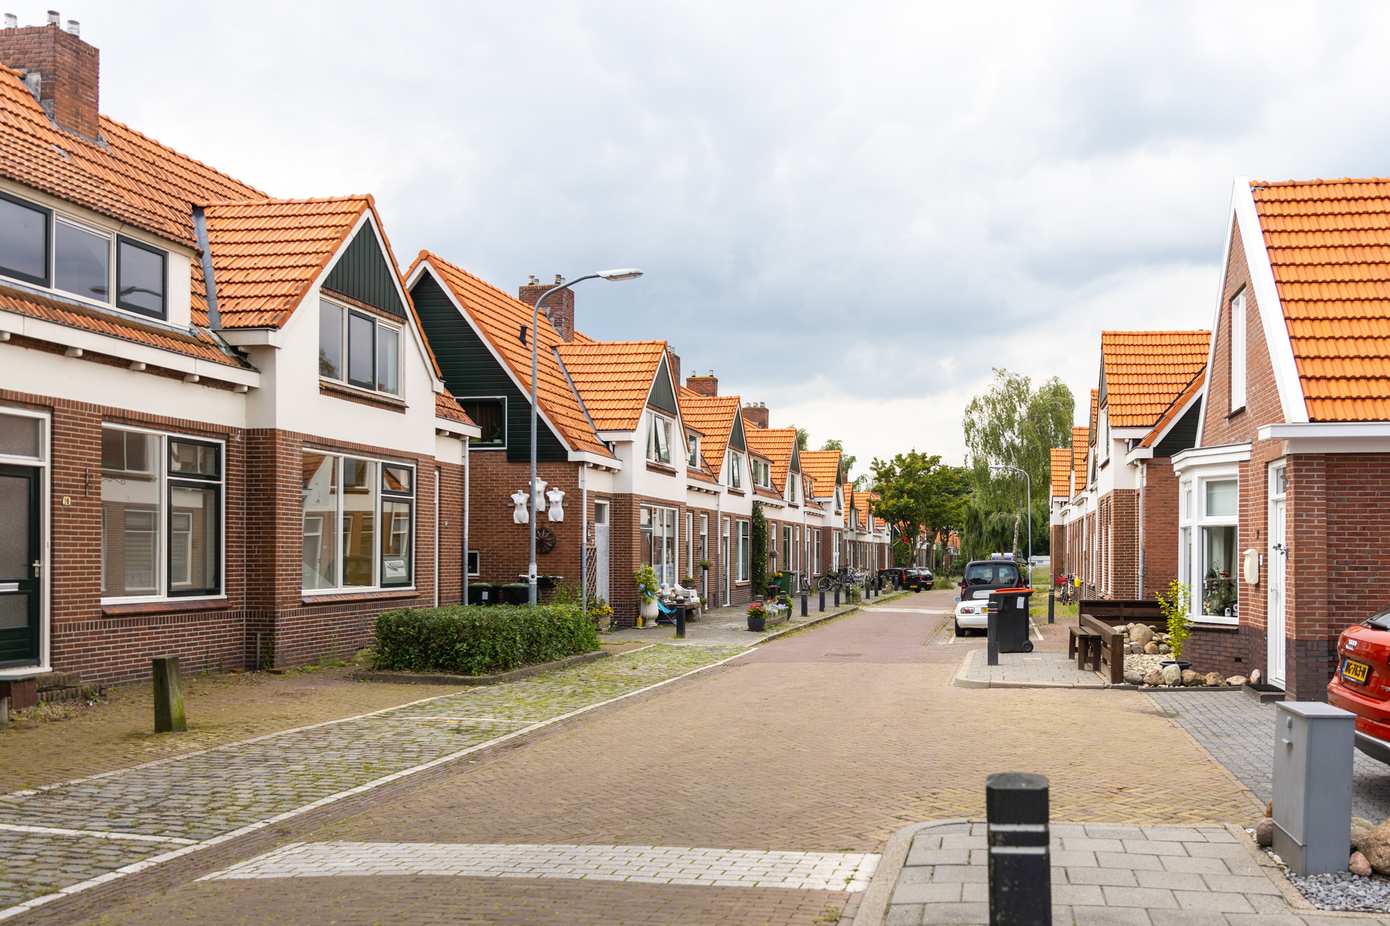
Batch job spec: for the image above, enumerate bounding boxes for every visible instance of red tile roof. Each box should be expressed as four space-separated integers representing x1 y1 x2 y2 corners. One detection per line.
0 284 246 367
410 252 610 458
1050 447 1071 498
1139 371 1204 449
434 392 476 426
1071 426 1089 496
799 450 841 498
677 388 742 473
555 340 668 431
1251 178 1390 420
743 425 798 492
1101 331 1210 427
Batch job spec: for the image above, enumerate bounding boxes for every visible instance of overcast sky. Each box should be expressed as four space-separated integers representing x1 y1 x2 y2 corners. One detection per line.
33 2 1390 478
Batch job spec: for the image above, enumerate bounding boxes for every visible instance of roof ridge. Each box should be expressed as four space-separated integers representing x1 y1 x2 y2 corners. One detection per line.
1253 177 1390 188
97 110 268 198
200 194 372 207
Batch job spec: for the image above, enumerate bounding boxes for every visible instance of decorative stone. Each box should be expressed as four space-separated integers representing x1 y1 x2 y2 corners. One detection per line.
1144 668 1164 687
1251 668 1263 686
1162 664 1182 687
1158 643 1171 654
1204 671 1224 687
1227 676 1248 687
1358 822 1390 875
1350 850 1372 878
1131 625 1154 646
1143 642 1159 655
1181 668 1201 686
1124 669 1145 685
1255 818 1274 847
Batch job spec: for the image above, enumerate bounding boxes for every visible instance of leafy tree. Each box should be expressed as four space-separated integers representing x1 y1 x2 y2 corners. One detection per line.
821 438 861 487
872 452 972 569
750 502 768 596
961 368 1073 558
796 427 809 451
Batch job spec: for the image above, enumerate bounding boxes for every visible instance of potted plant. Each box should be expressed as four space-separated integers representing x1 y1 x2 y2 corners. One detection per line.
747 600 767 632
1156 579 1192 671
635 564 659 627
699 559 711 573
588 595 614 632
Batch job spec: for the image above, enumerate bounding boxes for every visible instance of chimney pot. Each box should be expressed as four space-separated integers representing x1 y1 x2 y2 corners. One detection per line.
0 13 101 139
527 274 539 285
65 18 77 35
685 373 719 397
3 14 16 28
554 274 564 285
46 10 58 25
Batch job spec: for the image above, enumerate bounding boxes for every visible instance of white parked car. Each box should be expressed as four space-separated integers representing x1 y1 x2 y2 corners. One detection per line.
954 597 989 635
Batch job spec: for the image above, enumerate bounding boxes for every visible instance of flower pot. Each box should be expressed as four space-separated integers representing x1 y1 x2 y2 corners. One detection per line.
747 612 766 632
640 597 658 623
1160 660 1191 672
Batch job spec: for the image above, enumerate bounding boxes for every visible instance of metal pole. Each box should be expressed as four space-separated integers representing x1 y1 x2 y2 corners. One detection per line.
462 436 469 605
800 590 808 617
986 772 1051 926
580 464 588 625
1047 587 1054 624
819 588 825 612
986 593 1000 666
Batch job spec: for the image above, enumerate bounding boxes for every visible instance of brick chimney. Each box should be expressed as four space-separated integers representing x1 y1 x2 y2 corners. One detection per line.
686 372 718 396
666 350 680 388
518 274 575 342
741 402 769 429
0 12 100 140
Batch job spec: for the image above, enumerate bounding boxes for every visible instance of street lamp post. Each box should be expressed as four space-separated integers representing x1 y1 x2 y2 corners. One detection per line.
527 268 643 607
992 464 1032 583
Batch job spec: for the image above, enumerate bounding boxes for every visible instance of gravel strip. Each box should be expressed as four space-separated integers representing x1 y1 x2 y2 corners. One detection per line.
1288 870 1390 912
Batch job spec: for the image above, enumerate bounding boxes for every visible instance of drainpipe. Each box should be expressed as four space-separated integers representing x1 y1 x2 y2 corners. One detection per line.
463 436 470 604
1137 462 1145 599
580 464 588 622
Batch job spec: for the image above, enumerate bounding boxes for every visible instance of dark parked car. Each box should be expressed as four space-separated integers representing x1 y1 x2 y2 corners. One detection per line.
878 567 908 588
957 557 1023 602
905 567 934 591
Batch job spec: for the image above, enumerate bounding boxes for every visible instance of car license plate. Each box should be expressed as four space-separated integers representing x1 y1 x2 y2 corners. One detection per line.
1343 658 1371 685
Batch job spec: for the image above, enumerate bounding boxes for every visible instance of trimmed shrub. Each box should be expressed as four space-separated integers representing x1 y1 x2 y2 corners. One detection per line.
373 604 600 676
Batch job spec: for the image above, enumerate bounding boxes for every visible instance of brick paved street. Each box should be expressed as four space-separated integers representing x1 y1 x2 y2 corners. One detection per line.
1151 689 1390 822
19 590 1262 926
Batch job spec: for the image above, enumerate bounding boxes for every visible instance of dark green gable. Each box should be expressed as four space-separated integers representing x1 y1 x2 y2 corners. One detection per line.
1153 399 1201 459
411 272 568 462
324 224 405 318
729 412 747 452
647 356 678 415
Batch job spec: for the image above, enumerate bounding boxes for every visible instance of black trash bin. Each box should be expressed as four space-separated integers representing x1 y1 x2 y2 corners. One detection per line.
987 587 1034 653
468 583 499 605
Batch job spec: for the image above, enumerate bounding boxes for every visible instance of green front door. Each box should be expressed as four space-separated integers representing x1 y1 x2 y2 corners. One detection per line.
0 464 40 667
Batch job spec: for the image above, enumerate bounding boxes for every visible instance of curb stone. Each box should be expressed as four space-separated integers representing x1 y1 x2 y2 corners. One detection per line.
351 650 609 685
850 819 969 926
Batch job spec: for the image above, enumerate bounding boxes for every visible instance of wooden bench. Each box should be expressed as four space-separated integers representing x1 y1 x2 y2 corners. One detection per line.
1078 599 1166 685
1068 626 1102 672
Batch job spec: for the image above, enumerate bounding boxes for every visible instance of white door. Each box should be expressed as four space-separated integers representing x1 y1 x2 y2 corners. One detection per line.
721 519 731 605
593 501 610 602
1267 463 1287 688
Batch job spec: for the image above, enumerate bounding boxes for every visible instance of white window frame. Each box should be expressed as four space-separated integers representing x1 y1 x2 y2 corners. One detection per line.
1230 289 1247 413
753 458 772 489
1178 468 1240 625
318 296 404 398
685 511 694 580
727 450 743 488
641 504 678 586
53 214 113 304
99 424 226 605
301 450 417 596
454 396 507 450
645 410 674 464
687 433 700 467
467 550 481 577
736 519 750 582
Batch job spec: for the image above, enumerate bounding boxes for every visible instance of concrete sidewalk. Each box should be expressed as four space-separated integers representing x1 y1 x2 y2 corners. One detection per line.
857 820 1373 925
952 647 1114 690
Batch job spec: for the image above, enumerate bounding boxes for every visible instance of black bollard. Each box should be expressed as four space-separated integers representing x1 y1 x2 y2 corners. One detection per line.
834 586 840 607
675 608 686 639
1047 588 1055 624
986 772 1051 926
800 591 808 617
819 589 826 612
986 605 1000 666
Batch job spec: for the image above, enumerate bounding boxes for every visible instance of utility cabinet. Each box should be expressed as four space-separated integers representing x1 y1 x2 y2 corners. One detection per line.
1271 701 1354 875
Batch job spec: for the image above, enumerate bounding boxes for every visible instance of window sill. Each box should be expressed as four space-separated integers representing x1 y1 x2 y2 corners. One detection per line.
1192 616 1239 629
319 379 407 412
102 596 229 617
1227 407 1247 421
726 488 745 496
645 460 677 475
301 588 418 605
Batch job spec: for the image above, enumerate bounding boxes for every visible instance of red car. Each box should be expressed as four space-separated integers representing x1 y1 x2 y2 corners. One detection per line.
1327 610 1390 764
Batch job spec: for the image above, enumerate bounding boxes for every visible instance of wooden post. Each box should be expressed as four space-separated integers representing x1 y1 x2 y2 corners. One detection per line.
0 695 8 727
152 656 187 733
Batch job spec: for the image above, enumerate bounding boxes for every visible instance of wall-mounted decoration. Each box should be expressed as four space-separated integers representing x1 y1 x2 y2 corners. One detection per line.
510 489 529 524
537 526 557 554
546 486 565 522
532 478 548 512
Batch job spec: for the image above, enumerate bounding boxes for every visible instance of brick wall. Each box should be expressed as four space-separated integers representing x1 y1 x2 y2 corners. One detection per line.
0 21 101 139
1140 460 1178 598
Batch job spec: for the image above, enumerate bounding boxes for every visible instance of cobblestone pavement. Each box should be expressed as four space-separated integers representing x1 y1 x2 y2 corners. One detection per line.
604 591 906 647
0 643 740 915
1150 689 1390 822
201 841 880 892
51 592 1262 926
881 821 1378 925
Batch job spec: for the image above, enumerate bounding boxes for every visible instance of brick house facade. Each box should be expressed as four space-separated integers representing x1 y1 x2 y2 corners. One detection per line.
0 23 479 706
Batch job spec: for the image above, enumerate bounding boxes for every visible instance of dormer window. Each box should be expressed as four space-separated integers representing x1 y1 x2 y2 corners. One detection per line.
645 410 673 464
0 190 169 320
319 297 402 397
753 458 772 489
687 433 699 467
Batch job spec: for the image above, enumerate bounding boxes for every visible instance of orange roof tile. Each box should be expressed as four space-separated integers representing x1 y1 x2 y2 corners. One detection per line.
1251 178 1390 420
799 450 841 498
1088 389 1099 436
853 491 877 530
434 392 476 426
203 197 371 328
743 425 798 491
1101 331 1210 427
1071 426 1089 496
0 284 245 368
555 339 668 431
677 388 742 472
1140 370 1204 449
1049 448 1071 498
411 252 610 458
754 486 783 501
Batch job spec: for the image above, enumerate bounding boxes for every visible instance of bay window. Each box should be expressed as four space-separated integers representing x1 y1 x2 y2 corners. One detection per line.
646 411 673 464
1177 474 1238 622
640 504 678 585
302 450 415 592
101 426 222 600
318 297 402 397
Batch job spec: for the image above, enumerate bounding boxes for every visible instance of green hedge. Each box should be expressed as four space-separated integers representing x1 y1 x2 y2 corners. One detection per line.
372 604 600 676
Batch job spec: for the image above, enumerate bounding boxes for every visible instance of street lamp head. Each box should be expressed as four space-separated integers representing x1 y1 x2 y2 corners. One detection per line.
596 268 644 281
